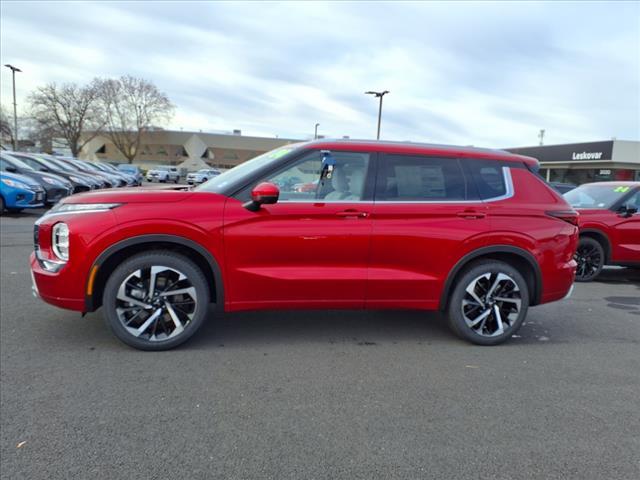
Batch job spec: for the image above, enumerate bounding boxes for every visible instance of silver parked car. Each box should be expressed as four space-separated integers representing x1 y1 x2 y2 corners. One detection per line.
186 168 221 185
146 166 180 183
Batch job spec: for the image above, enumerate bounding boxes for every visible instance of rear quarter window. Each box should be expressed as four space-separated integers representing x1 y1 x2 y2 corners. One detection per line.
464 159 507 200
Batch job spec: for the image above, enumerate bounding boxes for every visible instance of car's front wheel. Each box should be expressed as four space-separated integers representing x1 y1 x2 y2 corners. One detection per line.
574 236 604 282
447 260 529 346
102 251 210 350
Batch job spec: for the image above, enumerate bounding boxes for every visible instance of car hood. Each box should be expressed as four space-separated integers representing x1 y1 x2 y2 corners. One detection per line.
64 186 195 204
1 171 42 187
29 171 70 186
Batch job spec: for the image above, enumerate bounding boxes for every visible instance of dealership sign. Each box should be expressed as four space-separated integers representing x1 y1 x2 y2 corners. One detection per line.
572 151 603 160
505 141 613 163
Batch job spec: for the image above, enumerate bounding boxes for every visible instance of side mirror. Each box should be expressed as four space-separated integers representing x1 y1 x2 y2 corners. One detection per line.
243 182 279 211
617 205 638 218
5 165 18 173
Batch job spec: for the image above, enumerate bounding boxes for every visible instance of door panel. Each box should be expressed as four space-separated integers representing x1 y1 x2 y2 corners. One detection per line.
610 192 640 262
366 155 491 309
223 200 373 310
222 150 374 311
367 203 489 309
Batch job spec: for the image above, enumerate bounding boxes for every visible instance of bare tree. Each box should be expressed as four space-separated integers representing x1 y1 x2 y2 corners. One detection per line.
27 81 103 157
0 104 14 147
96 76 174 163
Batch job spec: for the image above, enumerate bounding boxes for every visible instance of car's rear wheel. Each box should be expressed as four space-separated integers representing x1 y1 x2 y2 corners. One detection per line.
574 237 604 282
102 251 210 350
447 260 529 346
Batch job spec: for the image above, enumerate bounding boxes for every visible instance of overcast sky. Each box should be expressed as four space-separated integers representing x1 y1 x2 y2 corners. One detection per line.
1 1 638 147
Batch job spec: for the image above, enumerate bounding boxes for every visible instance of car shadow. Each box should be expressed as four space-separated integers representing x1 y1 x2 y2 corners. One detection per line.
0 207 49 218
189 309 457 349
596 267 640 285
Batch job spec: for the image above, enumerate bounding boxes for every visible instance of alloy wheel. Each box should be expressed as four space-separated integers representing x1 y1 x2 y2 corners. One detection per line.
575 243 602 281
115 265 198 341
461 272 522 337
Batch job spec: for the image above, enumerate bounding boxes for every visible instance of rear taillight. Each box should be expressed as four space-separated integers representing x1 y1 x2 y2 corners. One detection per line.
546 210 579 226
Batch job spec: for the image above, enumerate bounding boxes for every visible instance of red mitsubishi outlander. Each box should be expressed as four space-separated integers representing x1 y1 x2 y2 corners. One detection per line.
563 182 640 281
31 140 578 350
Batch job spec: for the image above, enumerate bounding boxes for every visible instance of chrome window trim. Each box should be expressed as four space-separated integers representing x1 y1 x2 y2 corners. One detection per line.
273 167 514 204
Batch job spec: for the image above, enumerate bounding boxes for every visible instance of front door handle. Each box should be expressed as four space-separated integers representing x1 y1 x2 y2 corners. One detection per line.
336 209 369 218
456 210 486 219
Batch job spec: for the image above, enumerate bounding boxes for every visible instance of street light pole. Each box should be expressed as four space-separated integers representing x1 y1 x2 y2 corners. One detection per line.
4 64 22 151
365 90 389 140
314 123 320 140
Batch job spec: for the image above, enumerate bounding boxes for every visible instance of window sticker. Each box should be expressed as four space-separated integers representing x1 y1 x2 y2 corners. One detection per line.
613 186 630 193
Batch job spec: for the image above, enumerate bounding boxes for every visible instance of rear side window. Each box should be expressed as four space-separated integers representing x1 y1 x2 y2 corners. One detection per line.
464 159 508 200
376 155 470 201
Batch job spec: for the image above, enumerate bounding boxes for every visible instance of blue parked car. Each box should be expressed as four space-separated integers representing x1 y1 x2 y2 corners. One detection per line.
116 164 144 185
0 171 46 214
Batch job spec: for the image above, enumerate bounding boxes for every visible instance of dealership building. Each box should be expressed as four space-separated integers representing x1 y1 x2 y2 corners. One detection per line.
79 129 300 171
506 140 640 184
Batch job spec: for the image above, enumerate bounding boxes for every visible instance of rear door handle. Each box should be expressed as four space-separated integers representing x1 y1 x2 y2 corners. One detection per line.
456 210 486 219
336 210 369 218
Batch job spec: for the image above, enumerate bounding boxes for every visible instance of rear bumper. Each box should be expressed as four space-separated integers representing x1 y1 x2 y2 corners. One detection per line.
540 259 577 304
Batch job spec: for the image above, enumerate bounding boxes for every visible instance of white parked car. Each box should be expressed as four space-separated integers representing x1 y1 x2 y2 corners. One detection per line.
146 166 180 183
186 168 221 185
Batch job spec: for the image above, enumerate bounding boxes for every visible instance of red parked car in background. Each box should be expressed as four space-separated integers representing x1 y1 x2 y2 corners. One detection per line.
564 182 640 281
31 140 578 350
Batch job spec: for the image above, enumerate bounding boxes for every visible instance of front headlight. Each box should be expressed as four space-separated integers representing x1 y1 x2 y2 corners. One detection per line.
69 176 83 183
1 178 28 188
49 203 122 214
43 177 61 185
52 223 69 261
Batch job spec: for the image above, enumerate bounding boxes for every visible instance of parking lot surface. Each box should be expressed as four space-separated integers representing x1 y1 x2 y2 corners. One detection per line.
1 209 639 479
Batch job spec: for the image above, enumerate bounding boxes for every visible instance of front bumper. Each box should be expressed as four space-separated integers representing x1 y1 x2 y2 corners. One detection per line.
6 188 45 209
30 252 85 311
45 186 72 205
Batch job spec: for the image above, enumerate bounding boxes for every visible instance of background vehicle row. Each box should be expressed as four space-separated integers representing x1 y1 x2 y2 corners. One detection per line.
0 151 142 214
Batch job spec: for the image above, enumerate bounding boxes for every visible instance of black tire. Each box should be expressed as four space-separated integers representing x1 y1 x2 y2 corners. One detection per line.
574 236 604 282
0 196 5 214
7 208 23 214
446 260 529 346
102 251 210 351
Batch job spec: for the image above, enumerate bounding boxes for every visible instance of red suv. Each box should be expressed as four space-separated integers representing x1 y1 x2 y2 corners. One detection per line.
31 140 578 350
563 182 640 281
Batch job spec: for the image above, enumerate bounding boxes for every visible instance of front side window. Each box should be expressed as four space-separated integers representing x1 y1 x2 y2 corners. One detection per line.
621 190 639 211
376 155 468 201
264 151 370 202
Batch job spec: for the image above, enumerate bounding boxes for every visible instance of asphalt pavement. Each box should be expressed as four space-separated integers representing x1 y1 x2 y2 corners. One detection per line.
1 209 639 479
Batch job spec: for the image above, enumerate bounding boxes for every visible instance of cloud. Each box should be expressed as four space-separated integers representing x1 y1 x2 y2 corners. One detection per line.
1 1 638 147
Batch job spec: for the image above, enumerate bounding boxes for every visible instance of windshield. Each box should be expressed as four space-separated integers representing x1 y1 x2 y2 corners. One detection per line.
3 154 35 171
118 165 137 173
196 146 295 193
564 184 634 209
152 166 170 171
46 157 74 172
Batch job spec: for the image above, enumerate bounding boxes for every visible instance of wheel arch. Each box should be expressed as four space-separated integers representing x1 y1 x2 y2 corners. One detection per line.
85 234 223 312
439 245 542 310
579 228 611 264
